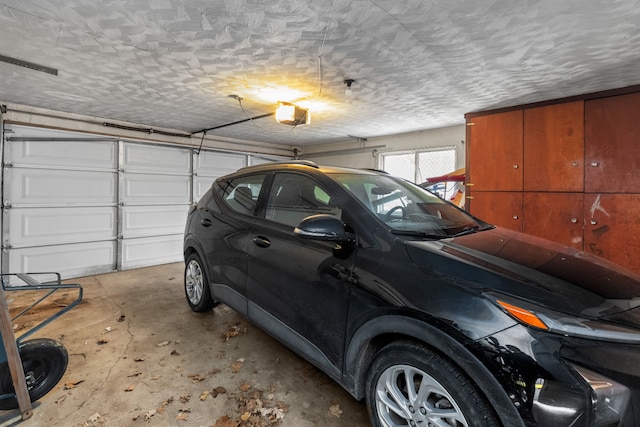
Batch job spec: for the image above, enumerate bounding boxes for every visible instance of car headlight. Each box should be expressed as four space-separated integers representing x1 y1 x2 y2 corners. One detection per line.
488 294 640 343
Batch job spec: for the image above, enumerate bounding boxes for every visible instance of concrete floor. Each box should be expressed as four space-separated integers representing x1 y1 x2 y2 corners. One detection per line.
0 263 369 426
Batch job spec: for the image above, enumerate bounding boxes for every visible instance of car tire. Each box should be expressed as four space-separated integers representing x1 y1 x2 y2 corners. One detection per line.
0 338 69 410
366 341 500 427
184 253 216 312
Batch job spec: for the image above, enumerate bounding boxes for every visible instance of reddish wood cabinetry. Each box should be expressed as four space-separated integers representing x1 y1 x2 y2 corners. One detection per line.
522 193 584 250
524 102 584 192
585 92 640 193
466 88 640 274
469 192 522 231
468 111 523 191
584 194 640 269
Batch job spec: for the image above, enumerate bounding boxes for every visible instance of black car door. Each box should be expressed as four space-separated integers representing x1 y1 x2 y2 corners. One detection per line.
194 174 266 314
245 172 355 376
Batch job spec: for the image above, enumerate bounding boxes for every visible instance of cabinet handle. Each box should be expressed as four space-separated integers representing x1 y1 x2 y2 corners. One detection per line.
572 161 579 167
512 164 519 169
512 215 519 220
570 218 578 223
590 220 597 225
591 161 599 167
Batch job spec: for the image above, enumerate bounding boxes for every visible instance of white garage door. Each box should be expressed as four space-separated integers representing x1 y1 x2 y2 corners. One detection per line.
1 124 274 279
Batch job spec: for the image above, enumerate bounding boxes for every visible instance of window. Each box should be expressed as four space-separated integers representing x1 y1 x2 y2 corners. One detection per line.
221 174 266 215
265 173 341 227
380 147 456 184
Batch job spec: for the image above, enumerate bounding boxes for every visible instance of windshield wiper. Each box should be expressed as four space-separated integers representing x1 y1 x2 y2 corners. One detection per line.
449 225 494 237
390 230 448 239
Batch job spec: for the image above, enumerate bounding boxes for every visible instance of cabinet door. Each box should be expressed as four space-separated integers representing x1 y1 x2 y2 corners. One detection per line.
467 110 523 191
469 192 522 231
524 102 584 192
523 193 584 250
585 92 640 193
584 194 640 274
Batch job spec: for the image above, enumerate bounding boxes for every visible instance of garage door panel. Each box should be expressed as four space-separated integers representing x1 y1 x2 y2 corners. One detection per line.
122 173 190 204
122 205 188 238
7 168 117 206
9 207 116 246
121 235 183 269
7 139 117 170
194 151 246 176
194 176 216 201
123 143 191 174
8 242 116 280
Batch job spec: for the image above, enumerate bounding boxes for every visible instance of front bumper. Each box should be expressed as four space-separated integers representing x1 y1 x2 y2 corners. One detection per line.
477 325 640 426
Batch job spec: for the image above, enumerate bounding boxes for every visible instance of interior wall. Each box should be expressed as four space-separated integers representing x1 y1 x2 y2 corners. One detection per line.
301 125 466 170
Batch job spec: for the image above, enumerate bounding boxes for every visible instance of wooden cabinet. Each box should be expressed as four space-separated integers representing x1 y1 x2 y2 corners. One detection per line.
466 88 640 274
467 110 523 191
584 194 640 270
469 192 522 231
523 193 584 249
524 102 584 192
585 92 640 193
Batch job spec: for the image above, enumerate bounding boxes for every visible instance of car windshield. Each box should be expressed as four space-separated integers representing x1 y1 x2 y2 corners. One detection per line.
332 172 485 237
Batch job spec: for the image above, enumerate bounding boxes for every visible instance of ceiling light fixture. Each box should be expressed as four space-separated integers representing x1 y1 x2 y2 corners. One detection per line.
344 79 356 96
275 101 310 126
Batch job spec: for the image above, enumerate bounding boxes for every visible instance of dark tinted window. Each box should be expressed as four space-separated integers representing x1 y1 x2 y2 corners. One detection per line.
221 174 266 216
265 173 341 227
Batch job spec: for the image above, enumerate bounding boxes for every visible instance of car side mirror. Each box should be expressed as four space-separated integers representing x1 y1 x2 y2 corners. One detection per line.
294 214 355 243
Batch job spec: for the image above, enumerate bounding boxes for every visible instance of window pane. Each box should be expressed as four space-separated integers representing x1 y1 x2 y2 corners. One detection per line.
265 173 341 227
417 149 456 183
222 174 265 215
381 153 415 181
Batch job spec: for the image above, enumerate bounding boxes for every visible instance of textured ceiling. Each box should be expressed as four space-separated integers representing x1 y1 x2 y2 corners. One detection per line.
1 0 640 147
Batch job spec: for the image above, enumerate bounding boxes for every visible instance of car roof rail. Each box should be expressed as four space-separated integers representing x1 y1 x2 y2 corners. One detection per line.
361 168 389 174
237 160 319 172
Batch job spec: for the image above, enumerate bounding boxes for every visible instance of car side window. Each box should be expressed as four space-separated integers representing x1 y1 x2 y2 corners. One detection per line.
265 173 342 227
221 174 266 216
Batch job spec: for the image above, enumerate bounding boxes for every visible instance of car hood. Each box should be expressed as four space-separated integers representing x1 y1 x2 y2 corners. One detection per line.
405 227 640 321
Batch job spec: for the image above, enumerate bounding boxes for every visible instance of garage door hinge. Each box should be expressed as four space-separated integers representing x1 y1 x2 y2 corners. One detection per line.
3 201 11 209
2 241 12 250
2 161 12 168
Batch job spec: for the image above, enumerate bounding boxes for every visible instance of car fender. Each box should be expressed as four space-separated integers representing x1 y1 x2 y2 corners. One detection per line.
183 234 214 287
344 314 525 427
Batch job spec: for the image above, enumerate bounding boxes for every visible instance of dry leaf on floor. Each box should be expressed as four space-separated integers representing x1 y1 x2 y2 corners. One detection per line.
231 359 244 373
329 403 343 418
213 415 237 427
188 373 206 382
64 379 84 390
144 409 156 421
157 341 170 347
200 390 210 401
176 412 189 421
212 386 227 398
125 384 135 392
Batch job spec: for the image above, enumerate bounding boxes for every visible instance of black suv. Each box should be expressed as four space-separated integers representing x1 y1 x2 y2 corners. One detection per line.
184 161 640 427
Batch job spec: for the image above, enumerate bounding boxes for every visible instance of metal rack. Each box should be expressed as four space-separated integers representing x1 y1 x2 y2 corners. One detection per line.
0 272 82 419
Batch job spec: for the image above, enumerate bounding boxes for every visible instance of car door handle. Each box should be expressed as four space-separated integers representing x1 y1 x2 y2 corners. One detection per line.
200 218 212 227
253 236 271 248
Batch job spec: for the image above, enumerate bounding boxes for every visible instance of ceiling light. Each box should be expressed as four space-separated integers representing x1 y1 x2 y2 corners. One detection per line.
344 79 356 96
275 102 310 126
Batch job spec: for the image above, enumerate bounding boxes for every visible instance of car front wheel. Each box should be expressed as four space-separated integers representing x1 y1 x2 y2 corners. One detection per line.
184 253 216 312
366 341 500 427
